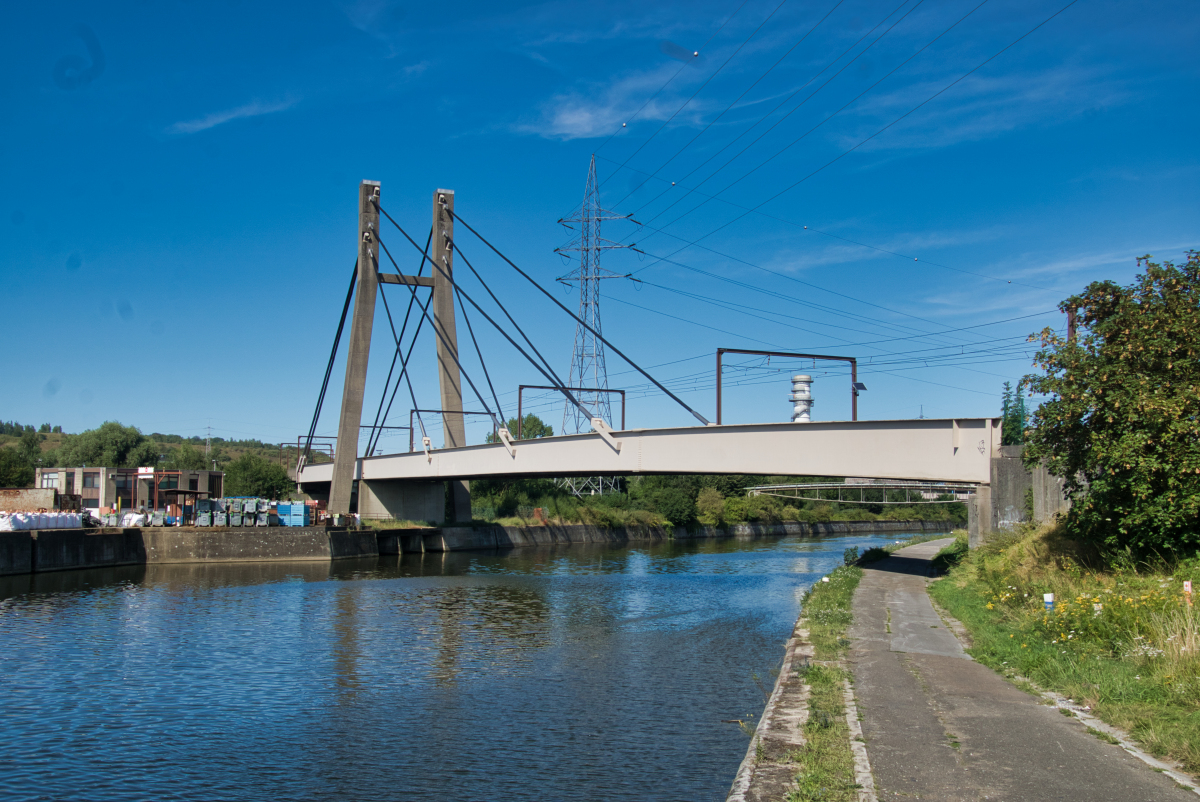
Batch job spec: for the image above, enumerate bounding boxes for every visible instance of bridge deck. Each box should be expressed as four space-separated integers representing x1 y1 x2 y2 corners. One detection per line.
296 418 999 487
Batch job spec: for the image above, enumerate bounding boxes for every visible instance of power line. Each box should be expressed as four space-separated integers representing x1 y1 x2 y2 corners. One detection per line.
641 0 985 236
605 0 792 179
610 0 849 208
630 0 924 221
598 153 1048 289
449 208 714 426
594 0 753 156
633 0 1080 277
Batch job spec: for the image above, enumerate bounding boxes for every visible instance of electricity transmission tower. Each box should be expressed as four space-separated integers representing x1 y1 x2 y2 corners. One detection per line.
553 154 637 496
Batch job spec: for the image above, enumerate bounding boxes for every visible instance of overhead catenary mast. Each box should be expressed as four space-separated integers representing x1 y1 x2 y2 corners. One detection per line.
554 155 638 496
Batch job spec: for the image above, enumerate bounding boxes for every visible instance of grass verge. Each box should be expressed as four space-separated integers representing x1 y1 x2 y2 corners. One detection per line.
786 564 863 802
929 523 1200 773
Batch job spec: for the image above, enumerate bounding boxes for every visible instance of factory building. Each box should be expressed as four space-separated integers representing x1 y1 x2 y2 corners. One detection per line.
33 467 224 513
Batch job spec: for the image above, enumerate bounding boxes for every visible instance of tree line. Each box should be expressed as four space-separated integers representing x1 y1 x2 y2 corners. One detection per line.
0 421 293 499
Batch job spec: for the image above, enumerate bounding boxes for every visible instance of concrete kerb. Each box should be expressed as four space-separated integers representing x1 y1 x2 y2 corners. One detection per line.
843 678 878 802
726 623 813 802
726 613 880 802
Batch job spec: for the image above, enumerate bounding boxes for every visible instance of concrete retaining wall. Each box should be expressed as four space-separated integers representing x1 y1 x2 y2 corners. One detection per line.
1 527 380 576
0 532 34 576
968 446 1071 548
31 529 145 573
377 519 956 555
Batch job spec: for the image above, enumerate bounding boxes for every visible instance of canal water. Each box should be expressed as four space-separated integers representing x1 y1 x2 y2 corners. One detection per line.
0 532 917 802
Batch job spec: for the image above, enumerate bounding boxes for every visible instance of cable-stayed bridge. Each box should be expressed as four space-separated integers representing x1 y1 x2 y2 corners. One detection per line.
295 181 1000 523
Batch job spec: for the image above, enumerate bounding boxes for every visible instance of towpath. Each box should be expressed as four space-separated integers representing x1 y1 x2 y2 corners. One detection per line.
849 538 1194 802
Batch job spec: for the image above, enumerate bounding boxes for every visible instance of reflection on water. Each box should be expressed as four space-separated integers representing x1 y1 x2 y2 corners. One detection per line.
0 533 913 801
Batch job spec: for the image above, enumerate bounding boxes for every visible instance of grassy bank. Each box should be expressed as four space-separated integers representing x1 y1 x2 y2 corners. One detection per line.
929 523 1200 773
787 563 863 802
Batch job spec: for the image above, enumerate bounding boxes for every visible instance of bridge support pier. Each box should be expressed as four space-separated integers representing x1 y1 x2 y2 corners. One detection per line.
359 479 446 525
967 485 992 549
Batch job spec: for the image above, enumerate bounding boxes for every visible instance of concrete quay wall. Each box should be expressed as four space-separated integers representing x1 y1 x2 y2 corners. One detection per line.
0 527 378 576
377 519 956 555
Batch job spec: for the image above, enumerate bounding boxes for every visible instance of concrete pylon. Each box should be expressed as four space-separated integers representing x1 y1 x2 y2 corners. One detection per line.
329 180 381 516
431 189 471 522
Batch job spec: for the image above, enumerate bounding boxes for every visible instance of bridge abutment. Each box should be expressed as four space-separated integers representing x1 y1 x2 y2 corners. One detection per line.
969 446 1071 547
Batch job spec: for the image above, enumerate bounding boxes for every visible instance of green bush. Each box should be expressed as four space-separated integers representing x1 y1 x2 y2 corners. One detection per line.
652 487 695 525
723 496 748 524
696 487 724 525
859 547 889 564
931 535 969 573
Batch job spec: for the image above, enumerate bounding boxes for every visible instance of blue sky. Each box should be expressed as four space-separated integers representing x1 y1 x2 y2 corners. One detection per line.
2 0 1197 451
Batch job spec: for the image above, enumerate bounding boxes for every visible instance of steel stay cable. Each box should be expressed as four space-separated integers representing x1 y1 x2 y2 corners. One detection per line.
453 240 576 398
374 204 596 424
453 243 574 400
378 212 605 425
635 1 1079 277
303 260 358 465
365 230 432 456
376 201 564 394
372 237 436 452
375 233 500 431
454 283 506 423
448 209 712 426
611 0 847 209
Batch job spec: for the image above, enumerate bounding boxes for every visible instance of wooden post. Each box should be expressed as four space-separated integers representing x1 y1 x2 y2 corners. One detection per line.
329 180 381 516
431 189 471 521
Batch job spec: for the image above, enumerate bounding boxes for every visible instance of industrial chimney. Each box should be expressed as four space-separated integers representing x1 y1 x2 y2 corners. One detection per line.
790 374 813 423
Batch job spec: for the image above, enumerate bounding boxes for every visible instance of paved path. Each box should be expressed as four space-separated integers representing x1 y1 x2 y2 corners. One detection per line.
849 538 1194 802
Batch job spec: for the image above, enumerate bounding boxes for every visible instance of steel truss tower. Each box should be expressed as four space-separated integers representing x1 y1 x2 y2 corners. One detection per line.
554 155 636 496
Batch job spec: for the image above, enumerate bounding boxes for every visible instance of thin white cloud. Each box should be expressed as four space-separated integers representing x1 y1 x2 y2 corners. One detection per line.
518 65 707 141
840 64 1129 153
167 98 297 135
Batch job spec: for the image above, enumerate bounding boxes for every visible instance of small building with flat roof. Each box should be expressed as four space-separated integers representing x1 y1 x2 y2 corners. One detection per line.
33 467 224 513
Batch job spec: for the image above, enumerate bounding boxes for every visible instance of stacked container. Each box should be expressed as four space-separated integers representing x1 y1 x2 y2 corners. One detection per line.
277 503 312 527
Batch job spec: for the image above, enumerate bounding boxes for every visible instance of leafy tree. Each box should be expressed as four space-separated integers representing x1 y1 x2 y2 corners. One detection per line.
223 452 294 499
1022 252 1200 553
647 486 695 525
0 447 34 487
38 423 50 433
55 422 161 468
18 430 42 465
165 443 208 470
486 413 554 442
696 487 724 526
51 425 61 434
